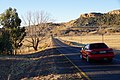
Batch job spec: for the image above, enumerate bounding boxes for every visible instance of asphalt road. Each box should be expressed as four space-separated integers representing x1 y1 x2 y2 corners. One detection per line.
52 37 120 80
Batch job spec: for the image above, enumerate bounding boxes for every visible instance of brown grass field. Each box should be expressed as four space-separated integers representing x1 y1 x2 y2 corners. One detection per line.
59 34 120 50
17 34 120 54
16 37 51 54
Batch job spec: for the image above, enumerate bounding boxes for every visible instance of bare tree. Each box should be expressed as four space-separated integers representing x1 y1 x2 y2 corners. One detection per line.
22 11 50 51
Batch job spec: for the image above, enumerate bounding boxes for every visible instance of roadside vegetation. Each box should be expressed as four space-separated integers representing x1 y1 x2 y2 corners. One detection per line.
59 35 120 49
0 8 52 55
21 11 51 51
0 7 26 55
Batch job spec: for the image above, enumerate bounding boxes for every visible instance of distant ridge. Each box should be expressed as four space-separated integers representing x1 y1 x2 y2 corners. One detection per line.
65 9 120 27
107 9 120 14
80 13 103 18
79 9 120 18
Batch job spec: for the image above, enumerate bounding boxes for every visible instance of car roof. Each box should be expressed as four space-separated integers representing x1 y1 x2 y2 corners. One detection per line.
86 43 106 45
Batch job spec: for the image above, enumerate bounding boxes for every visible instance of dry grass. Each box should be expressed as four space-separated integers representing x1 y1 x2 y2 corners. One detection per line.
16 37 52 54
59 34 120 50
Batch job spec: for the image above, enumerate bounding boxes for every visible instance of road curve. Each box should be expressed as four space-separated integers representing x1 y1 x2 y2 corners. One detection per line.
52 37 120 80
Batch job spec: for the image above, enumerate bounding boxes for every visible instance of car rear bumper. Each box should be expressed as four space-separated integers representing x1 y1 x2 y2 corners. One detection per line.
88 54 114 60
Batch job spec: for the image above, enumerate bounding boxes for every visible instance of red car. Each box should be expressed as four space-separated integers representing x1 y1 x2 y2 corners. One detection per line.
80 43 114 62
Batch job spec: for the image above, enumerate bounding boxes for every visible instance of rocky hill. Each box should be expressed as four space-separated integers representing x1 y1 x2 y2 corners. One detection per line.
80 13 103 18
107 9 120 14
79 9 120 18
26 9 120 37
56 9 120 36
69 10 120 27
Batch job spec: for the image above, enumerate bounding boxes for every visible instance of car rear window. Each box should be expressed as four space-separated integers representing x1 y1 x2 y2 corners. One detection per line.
90 43 108 50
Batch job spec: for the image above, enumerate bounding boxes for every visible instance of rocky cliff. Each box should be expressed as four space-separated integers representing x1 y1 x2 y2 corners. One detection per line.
80 9 120 18
80 13 103 18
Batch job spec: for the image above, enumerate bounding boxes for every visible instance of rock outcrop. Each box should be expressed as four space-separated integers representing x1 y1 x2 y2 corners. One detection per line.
80 13 103 18
80 9 120 18
107 10 120 14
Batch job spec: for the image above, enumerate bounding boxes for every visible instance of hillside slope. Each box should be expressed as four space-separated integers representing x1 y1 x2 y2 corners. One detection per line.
26 9 120 37
52 9 120 36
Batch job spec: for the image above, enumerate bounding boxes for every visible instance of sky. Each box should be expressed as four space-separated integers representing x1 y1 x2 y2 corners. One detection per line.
0 0 120 23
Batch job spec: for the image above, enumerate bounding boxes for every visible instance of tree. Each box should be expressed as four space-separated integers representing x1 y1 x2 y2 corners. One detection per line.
0 29 13 54
0 7 26 54
22 11 50 51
